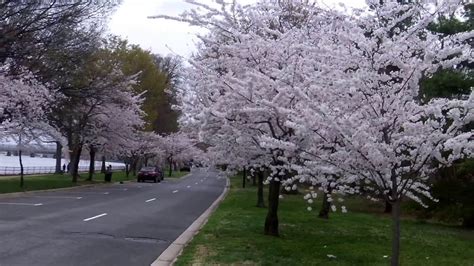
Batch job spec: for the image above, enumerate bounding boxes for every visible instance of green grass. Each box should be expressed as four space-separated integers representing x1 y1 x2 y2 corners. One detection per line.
0 171 134 194
166 169 190 179
176 176 474 266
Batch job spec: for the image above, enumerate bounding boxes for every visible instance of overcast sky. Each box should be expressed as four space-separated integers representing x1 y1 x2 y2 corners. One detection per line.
108 0 366 58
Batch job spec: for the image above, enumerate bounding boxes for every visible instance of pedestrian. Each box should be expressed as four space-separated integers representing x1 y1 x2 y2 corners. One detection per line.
105 165 113 182
62 164 66 172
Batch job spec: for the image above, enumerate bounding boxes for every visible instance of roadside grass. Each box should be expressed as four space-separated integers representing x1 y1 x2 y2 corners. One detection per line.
0 171 133 194
166 169 190 179
176 176 474 266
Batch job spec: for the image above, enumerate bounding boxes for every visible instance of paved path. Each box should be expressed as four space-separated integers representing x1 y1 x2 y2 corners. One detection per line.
0 169 225 266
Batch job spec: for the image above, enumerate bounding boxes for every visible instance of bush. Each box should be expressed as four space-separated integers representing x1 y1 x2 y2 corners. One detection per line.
411 159 474 227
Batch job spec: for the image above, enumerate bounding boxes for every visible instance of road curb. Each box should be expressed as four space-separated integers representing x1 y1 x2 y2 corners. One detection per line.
151 177 230 266
0 179 133 198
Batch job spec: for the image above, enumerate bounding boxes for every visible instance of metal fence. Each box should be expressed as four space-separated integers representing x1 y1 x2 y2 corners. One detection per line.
0 165 126 176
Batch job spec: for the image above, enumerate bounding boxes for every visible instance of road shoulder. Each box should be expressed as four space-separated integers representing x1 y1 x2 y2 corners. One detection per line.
151 177 230 266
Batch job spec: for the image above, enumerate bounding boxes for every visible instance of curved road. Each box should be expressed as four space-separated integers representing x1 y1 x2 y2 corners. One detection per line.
0 169 225 266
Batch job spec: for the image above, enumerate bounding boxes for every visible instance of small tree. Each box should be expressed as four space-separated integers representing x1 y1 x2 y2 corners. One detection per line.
0 69 57 187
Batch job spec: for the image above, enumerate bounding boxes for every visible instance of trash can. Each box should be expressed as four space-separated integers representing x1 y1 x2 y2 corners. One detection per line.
105 172 112 182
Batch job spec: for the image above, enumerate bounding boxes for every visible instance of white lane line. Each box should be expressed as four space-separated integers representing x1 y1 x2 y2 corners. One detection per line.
0 202 43 206
145 198 156 203
63 191 109 195
31 196 82 199
83 213 107 222
195 182 198 185
172 190 179 193
186 185 191 188
92 188 128 191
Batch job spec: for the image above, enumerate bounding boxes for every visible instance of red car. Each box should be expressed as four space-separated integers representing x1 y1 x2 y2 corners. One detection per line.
137 167 164 183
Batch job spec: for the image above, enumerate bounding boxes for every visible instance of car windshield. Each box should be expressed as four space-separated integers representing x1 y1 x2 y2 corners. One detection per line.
140 167 156 172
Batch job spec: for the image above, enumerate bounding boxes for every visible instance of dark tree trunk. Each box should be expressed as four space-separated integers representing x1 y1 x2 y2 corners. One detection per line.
131 157 137 176
144 156 149 167
384 199 392 214
391 199 401 266
54 141 62 174
168 158 173 177
87 146 95 181
69 144 82 183
462 213 474 228
257 170 265 208
318 192 331 219
19 149 24 188
252 173 256 186
101 156 106 173
264 179 280 236
125 163 129 178
242 167 247 188
390 172 401 266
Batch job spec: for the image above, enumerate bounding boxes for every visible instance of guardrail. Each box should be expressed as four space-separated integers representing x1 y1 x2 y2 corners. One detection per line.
0 165 126 176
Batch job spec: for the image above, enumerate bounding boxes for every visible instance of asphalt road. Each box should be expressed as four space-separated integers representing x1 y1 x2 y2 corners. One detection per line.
0 168 226 266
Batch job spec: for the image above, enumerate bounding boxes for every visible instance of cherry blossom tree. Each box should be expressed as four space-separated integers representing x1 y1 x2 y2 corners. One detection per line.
289 1 473 264
155 1 472 263
152 0 324 236
157 132 200 177
0 68 59 186
83 87 145 181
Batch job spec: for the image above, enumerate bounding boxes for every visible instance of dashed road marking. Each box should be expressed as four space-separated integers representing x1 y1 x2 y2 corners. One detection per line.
195 182 198 185
63 191 110 195
83 213 107 222
186 185 191 188
0 202 43 206
145 198 156 203
31 196 82 199
172 190 179 193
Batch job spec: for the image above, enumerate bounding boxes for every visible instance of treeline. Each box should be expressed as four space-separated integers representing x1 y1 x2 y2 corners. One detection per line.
0 1 190 184
159 1 473 266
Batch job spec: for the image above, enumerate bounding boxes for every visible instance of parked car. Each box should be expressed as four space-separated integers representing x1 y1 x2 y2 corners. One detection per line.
137 166 164 183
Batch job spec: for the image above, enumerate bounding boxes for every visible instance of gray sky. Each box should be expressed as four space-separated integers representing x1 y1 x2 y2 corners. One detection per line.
108 0 366 58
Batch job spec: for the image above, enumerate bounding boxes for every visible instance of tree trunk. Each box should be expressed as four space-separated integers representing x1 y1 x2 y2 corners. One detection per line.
252 174 256 186
131 157 137 176
125 163 129 178
144 156 149 167
54 141 62 174
242 167 247 188
69 144 82 183
384 200 392 214
257 170 265 208
462 213 474 228
87 146 95 181
391 199 401 266
264 179 280 236
19 149 24 188
168 158 173 177
101 156 106 173
318 192 331 219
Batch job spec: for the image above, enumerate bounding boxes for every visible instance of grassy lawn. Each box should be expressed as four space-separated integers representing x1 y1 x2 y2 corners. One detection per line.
166 169 190 179
176 176 474 266
0 171 134 194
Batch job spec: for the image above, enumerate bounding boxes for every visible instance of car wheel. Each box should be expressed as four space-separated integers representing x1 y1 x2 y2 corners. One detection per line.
137 179 141 183
153 178 157 183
